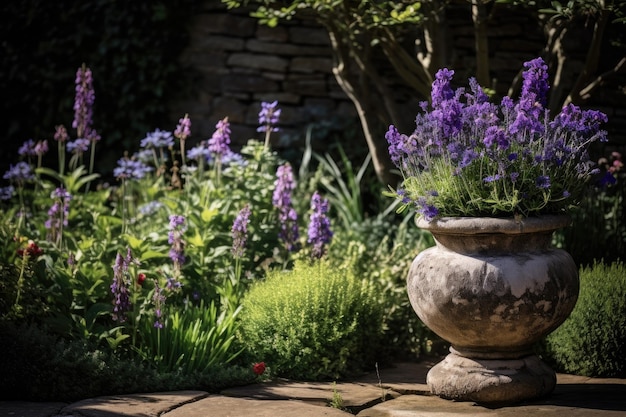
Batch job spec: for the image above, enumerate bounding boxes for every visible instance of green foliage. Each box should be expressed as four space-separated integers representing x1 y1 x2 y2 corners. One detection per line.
542 261 626 377
137 301 242 373
238 260 385 380
0 322 256 402
555 152 625 266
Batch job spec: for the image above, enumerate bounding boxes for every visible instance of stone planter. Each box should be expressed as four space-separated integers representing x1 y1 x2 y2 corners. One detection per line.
407 215 579 405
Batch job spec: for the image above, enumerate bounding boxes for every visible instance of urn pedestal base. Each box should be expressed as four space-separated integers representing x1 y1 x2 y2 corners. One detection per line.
427 349 556 405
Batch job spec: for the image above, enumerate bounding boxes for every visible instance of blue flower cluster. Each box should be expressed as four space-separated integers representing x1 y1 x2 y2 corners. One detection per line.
386 57 608 219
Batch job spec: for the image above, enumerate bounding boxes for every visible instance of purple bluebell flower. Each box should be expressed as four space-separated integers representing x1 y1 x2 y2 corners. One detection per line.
208 117 231 158
54 125 68 143
231 204 251 258
307 192 333 259
273 163 300 252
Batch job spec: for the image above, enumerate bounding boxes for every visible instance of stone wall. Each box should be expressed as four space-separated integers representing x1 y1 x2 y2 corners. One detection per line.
171 2 357 154
171 2 626 156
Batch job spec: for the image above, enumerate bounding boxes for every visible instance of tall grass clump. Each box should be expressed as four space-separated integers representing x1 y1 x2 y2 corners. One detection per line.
237 260 385 380
542 261 626 377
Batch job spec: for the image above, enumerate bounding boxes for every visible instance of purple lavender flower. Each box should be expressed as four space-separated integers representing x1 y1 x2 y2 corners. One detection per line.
114 157 153 180
111 252 131 323
174 114 191 142
3 162 35 184
73 65 98 141
168 214 187 271
66 138 91 154
431 68 455 108
386 56 609 218
45 187 72 245
535 175 551 189
307 192 333 259
54 125 69 143
273 163 300 252
34 140 48 157
18 139 37 157
257 101 281 133
0 186 14 201
231 204 251 258
138 201 164 216
152 280 166 329
186 142 211 162
208 117 231 158
520 57 549 108
140 129 175 149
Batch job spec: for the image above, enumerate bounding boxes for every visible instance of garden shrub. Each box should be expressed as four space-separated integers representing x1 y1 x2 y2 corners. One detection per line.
237 260 385 381
0 321 256 401
543 261 626 377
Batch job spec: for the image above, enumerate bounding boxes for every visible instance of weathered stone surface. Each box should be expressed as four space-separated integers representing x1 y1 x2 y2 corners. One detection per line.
162 395 353 417
222 379 399 413
61 390 208 417
1 368 625 417
227 53 289 72
290 57 333 73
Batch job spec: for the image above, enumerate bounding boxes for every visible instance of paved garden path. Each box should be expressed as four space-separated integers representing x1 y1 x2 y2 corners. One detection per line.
1 360 625 417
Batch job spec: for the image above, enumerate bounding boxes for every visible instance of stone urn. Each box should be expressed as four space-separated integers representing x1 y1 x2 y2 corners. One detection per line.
407 215 579 405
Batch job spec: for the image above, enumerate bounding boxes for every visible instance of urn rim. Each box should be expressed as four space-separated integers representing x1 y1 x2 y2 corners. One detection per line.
415 214 571 236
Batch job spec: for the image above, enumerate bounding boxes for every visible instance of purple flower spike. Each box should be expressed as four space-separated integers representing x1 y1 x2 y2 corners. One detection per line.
307 191 333 259
273 163 300 252
231 204 251 259
208 117 232 159
257 101 281 133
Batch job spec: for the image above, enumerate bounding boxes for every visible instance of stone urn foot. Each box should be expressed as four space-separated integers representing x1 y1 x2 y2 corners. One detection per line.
407 215 579 405
427 349 556 405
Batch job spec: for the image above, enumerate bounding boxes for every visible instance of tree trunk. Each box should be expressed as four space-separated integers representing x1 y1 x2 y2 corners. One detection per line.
472 0 490 88
326 26 400 188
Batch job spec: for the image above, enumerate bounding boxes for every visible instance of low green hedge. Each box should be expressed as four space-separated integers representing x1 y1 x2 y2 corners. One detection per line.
237 260 385 381
543 260 626 377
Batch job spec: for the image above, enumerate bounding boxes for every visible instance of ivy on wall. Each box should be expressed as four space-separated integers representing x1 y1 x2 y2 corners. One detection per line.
0 0 200 177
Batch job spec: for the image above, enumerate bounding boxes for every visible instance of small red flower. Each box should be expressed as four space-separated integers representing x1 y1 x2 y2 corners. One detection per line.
17 241 43 258
252 362 266 376
137 273 146 285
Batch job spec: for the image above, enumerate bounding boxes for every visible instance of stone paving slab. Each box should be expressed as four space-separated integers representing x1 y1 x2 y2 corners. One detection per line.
162 395 353 417
58 390 208 417
223 379 398 413
356 373 626 417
